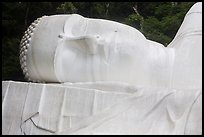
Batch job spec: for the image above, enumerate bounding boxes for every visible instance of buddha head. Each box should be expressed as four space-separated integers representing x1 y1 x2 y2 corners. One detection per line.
20 14 164 85
19 2 202 89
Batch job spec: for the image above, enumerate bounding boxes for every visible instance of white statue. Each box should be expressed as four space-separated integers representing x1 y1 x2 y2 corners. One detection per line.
19 11 174 88
2 2 201 135
19 2 202 90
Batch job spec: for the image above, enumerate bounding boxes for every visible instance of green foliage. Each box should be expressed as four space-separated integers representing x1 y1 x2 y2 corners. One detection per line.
124 14 144 31
89 2 109 18
127 2 196 45
56 2 77 14
2 2 196 80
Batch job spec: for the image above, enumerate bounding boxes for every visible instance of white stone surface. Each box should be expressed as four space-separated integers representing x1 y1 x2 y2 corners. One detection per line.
3 2 202 135
2 81 202 135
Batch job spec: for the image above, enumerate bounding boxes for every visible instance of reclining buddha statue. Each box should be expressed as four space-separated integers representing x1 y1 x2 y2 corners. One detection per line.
19 3 201 90
6 2 201 135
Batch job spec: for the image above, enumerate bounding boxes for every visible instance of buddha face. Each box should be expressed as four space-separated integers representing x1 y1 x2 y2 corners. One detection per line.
20 2 202 89
19 14 173 87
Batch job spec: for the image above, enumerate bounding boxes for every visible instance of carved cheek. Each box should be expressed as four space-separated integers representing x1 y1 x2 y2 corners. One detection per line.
54 35 103 82
54 39 81 82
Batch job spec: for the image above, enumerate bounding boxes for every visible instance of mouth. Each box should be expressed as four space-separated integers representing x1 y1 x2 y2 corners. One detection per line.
19 16 46 82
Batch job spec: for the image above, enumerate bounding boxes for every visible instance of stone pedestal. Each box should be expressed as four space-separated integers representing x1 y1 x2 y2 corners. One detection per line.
2 81 202 135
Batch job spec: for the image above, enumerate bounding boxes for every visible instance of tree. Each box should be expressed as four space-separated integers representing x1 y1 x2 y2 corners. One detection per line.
56 2 77 14
124 2 196 45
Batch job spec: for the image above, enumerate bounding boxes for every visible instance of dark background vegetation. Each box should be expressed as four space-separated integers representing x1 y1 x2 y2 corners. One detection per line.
2 2 196 81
